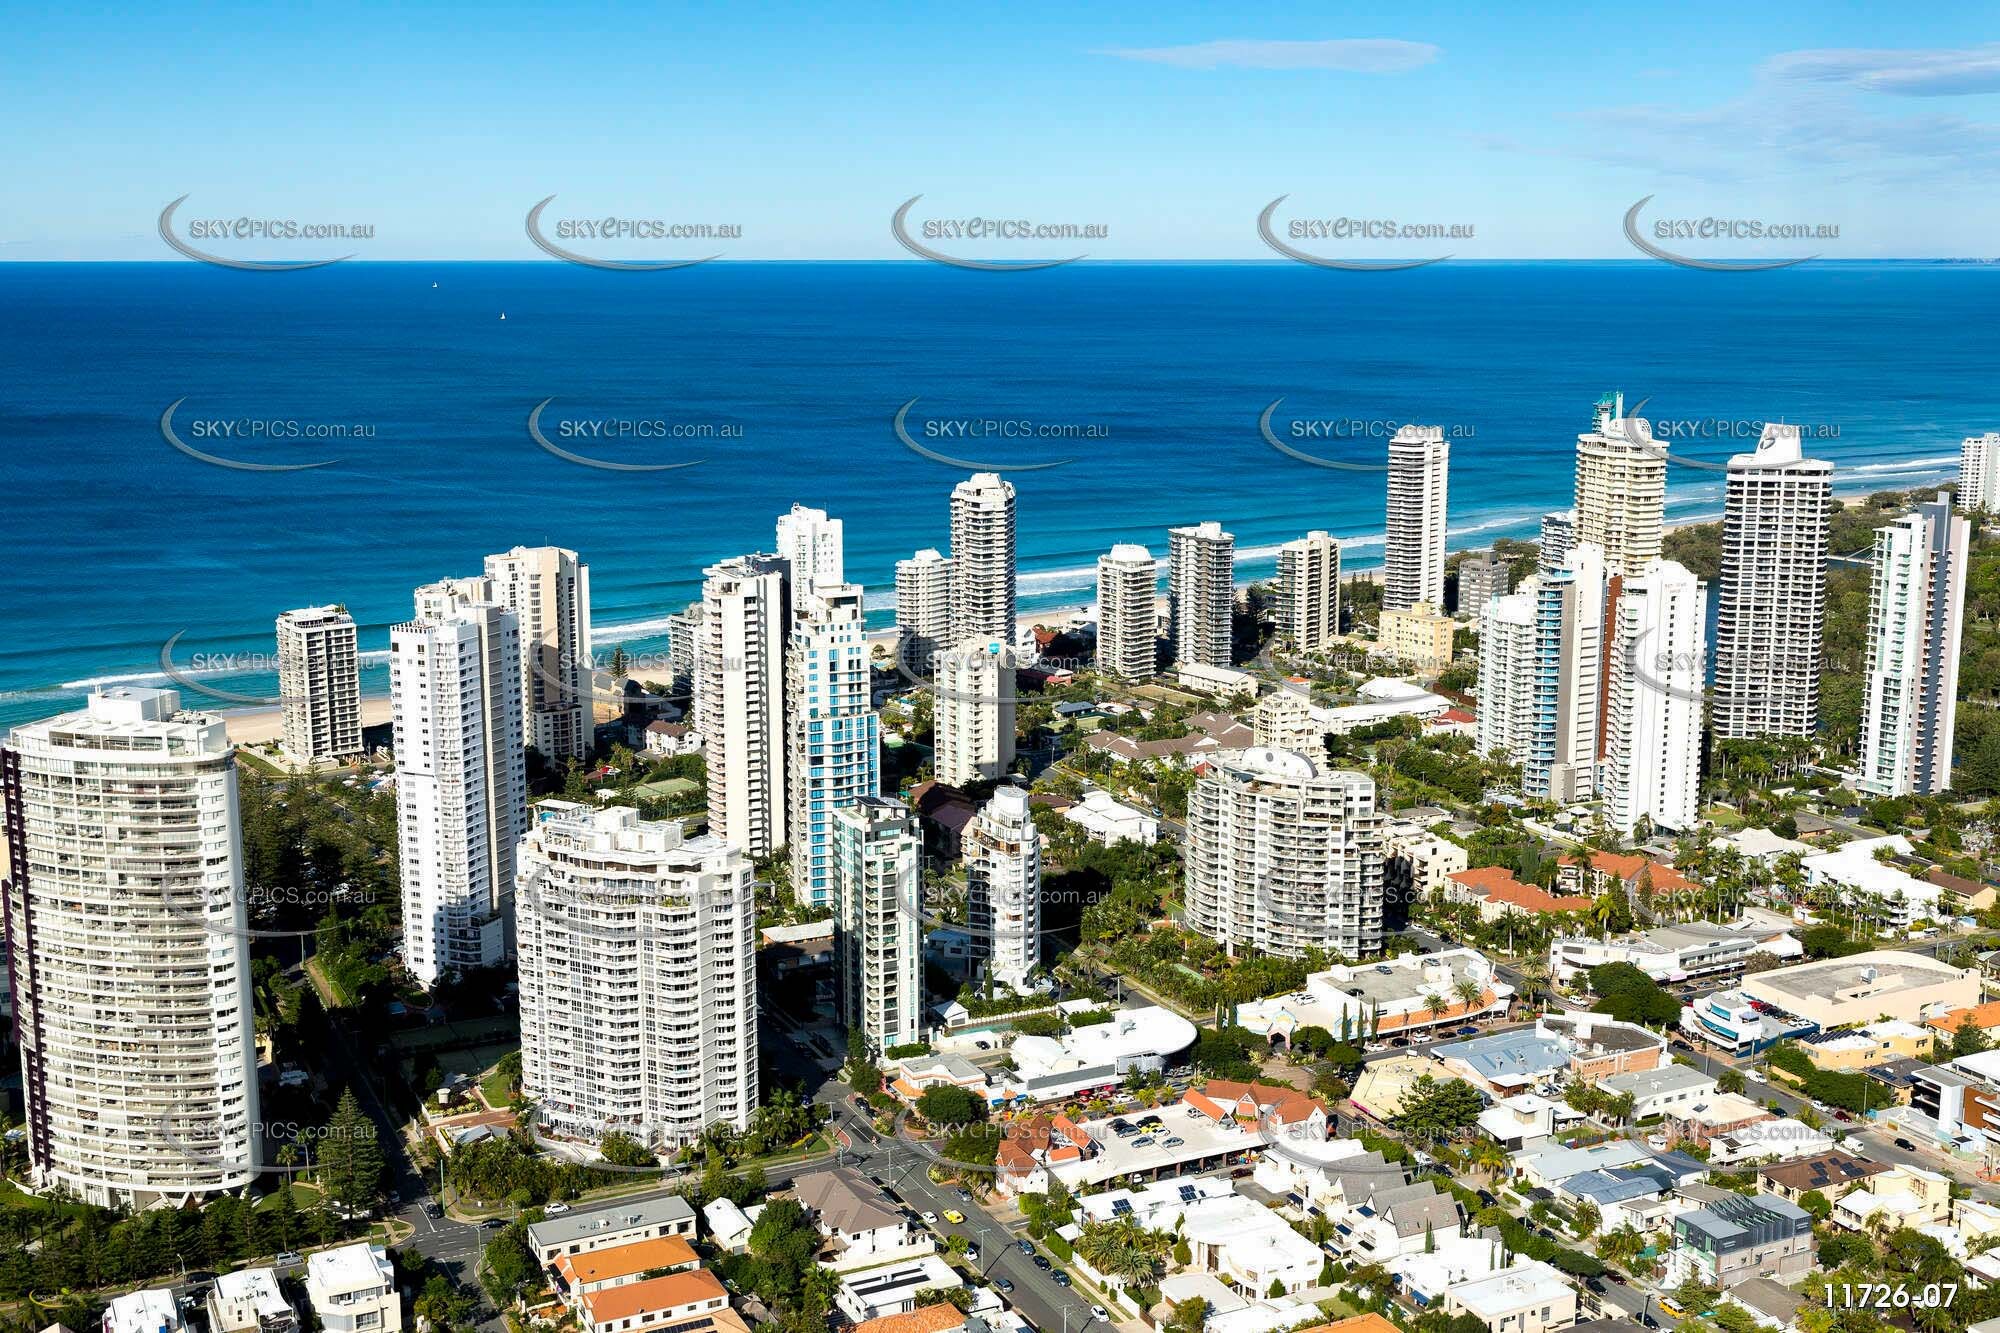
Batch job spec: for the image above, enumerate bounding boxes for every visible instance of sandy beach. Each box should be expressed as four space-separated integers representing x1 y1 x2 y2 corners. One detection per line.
220 696 394 749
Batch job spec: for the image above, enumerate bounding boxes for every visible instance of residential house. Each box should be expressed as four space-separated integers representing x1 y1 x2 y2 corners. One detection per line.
1440 1261 1577 1333
1445 868 1593 922
305 1244 401 1333
1666 1195 1815 1286
206 1271 296 1333
528 1197 699 1266
791 1167 935 1271
1755 1152 1889 1207
575 1270 738 1333
1829 1163 1952 1231
1598 1065 1717 1121
995 1112 1099 1197
835 1256 964 1323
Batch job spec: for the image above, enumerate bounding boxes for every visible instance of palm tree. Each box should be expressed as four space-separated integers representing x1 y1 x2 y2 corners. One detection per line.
1452 976 1484 1018
1423 992 1447 1028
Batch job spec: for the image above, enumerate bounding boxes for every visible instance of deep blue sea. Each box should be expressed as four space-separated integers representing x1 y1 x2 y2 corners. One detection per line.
2 260 1996 732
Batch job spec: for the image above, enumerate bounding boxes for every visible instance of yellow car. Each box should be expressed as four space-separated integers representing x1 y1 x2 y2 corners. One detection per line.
1658 1299 1684 1319
944 1209 966 1224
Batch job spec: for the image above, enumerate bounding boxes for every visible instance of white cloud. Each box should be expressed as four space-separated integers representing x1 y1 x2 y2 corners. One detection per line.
1764 44 2000 97
1098 38 1438 73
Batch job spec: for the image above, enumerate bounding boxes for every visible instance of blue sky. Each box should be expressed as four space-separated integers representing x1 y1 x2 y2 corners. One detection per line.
6 2 1999 259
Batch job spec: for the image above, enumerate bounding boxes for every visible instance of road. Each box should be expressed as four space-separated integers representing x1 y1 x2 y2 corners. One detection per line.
826 1096 1115 1333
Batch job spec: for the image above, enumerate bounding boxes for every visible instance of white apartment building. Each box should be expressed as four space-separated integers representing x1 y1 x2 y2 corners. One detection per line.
700 553 789 857
1253 690 1322 754
787 583 880 909
1184 747 1385 958
1538 509 1575 575
1386 426 1450 610
776 503 845 610
966 784 1042 991
833 797 924 1052
1715 424 1831 739
1277 530 1341 651
208 1268 295 1333
1476 586 1538 762
1528 541 1606 802
1859 494 1969 796
393 587 525 987
949 473 1017 644
665 601 703 704
306 1243 401 1333
1095 543 1159 679
1961 432 2000 513
894 548 955 677
516 802 757 1149
933 637 1017 786
1573 393 1665 578
480 546 592 763
275 604 362 763
2 687 260 1207
1168 521 1235 668
1603 559 1706 835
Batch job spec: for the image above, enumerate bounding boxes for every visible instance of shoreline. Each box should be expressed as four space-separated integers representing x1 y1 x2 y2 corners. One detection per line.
56 480 1961 746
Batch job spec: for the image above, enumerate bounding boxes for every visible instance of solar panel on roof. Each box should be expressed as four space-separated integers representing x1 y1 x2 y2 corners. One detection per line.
1112 1199 1132 1216
1178 1185 1198 1201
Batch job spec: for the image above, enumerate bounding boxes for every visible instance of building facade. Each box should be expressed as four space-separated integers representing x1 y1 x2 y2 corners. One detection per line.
1476 586 1539 762
1858 494 1969 797
894 548 954 678
932 637 1017 786
1168 521 1235 668
833 797 925 1052
481 546 593 763
1538 509 1575 575
393 587 526 987
1386 426 1450 611
2 688 260 1207
787 583 880 909
1961 431 2000 514
1715 424 1831 739
1527 542 1606 803
776 503 845 611
1602 559 1706 835
276 604 362 763
948 473 1016 645
1455 551 1511 614
1095 544 1159 679
1277 530 1341 651
700 554 790 857
966 785 1041 991
1573 393 1665 578
1185 747 1385 958
1378 603 1455 674
516 802 757 1150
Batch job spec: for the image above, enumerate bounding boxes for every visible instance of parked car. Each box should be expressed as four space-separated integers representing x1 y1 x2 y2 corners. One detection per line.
944 1209 966 1224
275 1251 305 1266
922 1210 939 1224
1894 1137 1918 1151
1033 1254 1053 1271
544 1202 571 1215
1018 1240 1036 1255
1092 1306 1111 1322
996 1278 1015 1293
1053 1272 1072 1287
956 1188 972 1202
1161 1135 1185 1148
1457 1026 1481 1036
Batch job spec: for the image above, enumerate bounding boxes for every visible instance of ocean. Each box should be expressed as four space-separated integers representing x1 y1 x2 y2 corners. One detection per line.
2 260 1995 732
